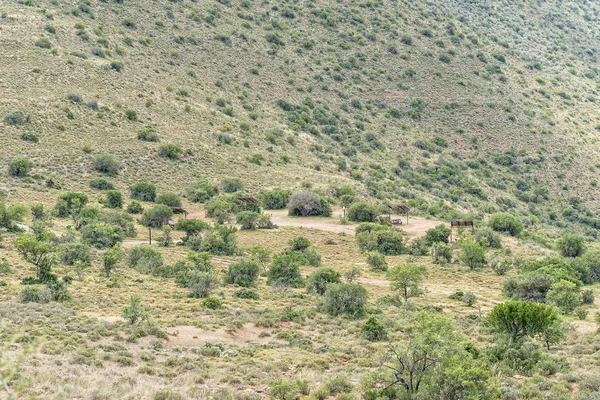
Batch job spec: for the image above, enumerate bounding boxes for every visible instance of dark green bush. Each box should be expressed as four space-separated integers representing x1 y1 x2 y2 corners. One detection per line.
366 251 388 271
236 211 260 230
475 226 502 248
8 157 33 177
89 177 115 190
488 213 523 236
267 253 304 287
186 180 219 203
138 127 159 142
323 283 368 318
424 224 451 245
54 192 88 217
361 317 387 341
158 143 183 159
59 242 93 266
81 222 124 248
93 153 120 174
130 182 157 202
556 234 586 257
233 288 260 300
156 193 181 207
347 202 381 222
289 236 311 251
306 267 340 295
221 178 244 193
105 190 123 208
127 201 144 214
224 259 260 287
356 228 405 255
4 111 29 126
258 188 291 209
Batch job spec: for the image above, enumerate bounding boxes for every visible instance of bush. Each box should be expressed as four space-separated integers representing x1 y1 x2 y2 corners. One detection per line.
224 259 260 287
503 272 556 302
366 251 388 271
59 242 93 266
93 153 120 174
175 219 208 238
236 211 260 229
289 236 311 251
575 308 588 320
459 239 487 270
258 188 290 209
201 226 238 256
81 222 124 248
255 213 274 229
121 295 148 324
287 190 332 217
424 224 451 244
138 127 159 142
205 196 239 223
179 270 219 298
110 61 124 72
488 213 523 236
556 234 586 257
356 228 406 255
158 144 184 159
156 193 181 207
582 289 595 304
54 192 88 217
432 242 452 264
490 258 512 275
202 297 222 309
125 109 137 121
361 317 387 341
127 201 144 214
323 283 368 318
140 205 173 229
105 190 123 208
8 157 33 177
4 111 29 126
90 177 115 190
186 180 219 203
19 286 52 303
306 267 341 295
128 245 163 269
222 178 243 193
233 288 260 300
267 253 304 287
130 182 157 202
21 132 38 142
546 280 580 314
462 292 476 307
347 202 381 222
475 226 502 248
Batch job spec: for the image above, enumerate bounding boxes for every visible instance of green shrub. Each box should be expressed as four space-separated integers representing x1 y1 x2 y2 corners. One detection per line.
366 251 388 271
347 202 381 222
488 213 523 236
287 190 332 217
556 234 586 257
8 157 33 177
127 201 144 214
90 177 115 190
125 109 137 121
205 196 239 223
158 144 183 159
175 219 208 238
546 280 580 314
178 270 219 298
59 242 93 266
140 205 173 229
19 286 52 303
81 222 124 248
128 245 162 269
289 236 311 251
202 296 222 309
21 132 38 142
221 178 243 193
105 190 123 208
201 226 238 256
130 182 157 202
490 258 512 275
581 289 595 304
356 228 406 255
186 180 219 203
388 263 428 300
156 193 181 207
93 153 120 174
121 295 148 324
432 242 452 264
323 283 367 318
137 127 159 142
4 111 29 126
459 239 487 270
224 259 260 287
475 226 502 248
267 253 304 287
258 188 290 209
233 288 260 300
54 192 88 217
424 224 451 244
361 317 387 341
306 267 341 295
462 291 476 307
236 211 260 229
575 308 588 320
35 37 52 48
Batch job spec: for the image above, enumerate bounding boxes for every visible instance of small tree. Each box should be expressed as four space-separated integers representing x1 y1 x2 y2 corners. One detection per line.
556 234 586 258
488 301 559 345
366 251 388 271
424 224 451 245
474 226 502 248
258 188 290 209
539 320 567 350
546 279 580 314
54 192 89 217
175 218 208 240
347 202 381 222
388 264 428 301
140 204 173 229
186 180 219 203
121 295 148 324
130 182 157 202
103 245 124 277
93 153 120 174
431 242 452 265
459 239 486 270
306 267 341 295
362 317 387 341
105 190 123 208
8 157 33 177
236 211 260 229
179 270 219 298
126 200 144 214
267 253 304 287
160 226 173 247
246 246 272 273
224 259 260 287
323 283 368 318
81 222 124 249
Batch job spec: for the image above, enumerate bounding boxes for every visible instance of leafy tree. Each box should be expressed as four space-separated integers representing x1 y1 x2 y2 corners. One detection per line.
90 177 115 190
323 283 368 317
93 153 120 174
129 182 157 202
0 200 27 232
424 224 451 245
186 180 219 203
105 190 123 208
556 234 586 257
16 234 57 283
539 320 567 350
388 264 428 300
103 245 124 277
366 251 388 271
128 245 162 269
175 218 208 239
224 259 260 287
488 213 523 236
488 301 559 345
221 178 244 193
121 295 148 324
186 251 213 272
458 239 486 270
140 204 173 229
8 157 33 177
347 202 381 222
306 267 341 295
287 190 332 217
267 252 304 287
156 193 181 207
258 188 290 209
546 279 580 314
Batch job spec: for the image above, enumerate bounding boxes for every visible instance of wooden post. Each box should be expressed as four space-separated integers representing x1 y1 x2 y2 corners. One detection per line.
148 227 152 245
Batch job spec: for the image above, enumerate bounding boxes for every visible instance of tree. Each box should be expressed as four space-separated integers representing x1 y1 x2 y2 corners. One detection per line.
140 204 173 229
539 320 567 350
156 193 182 207
362 317 387 341
16 234 57 283
458 239 486 270
236 211 260 229
556 234 586 258
388 264 428 301
0 200 27 232
287 190 332 217
323 283 368 318
8 157 33 177
488 301 559 345
103 245 124 277
474 226 502 248
224 259 260 287
121 295 148 324
246 246 272 273
175 218 208 239
431 242 452 265
80 222 124 249
306 267 341 295
424 224 451 245
54 192 88 217
93 153 120 174
178 270 219 298
546 279 580 314
488 213 523 236
347 202 381 222
258 188 290 209
129 182 157 202
105 190 123 208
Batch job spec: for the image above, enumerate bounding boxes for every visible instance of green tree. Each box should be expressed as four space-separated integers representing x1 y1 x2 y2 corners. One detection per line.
103 245 124 277
16 234 57 283
388 264 428 301
458 239 486 270
80 222 124 249
140 204 173 229
431 242 452 265
488 301 559 345
186 180 219 203
539 320 567 350
258 188 290 209
306 267 341 295
546 279 580 314
246 246 272 273
362 317 387 341
236 211 260 229
175 218 208 239
121 295 148 324
556 234 586 258
424 224 451 245
267 252 304 287
54 192 89 217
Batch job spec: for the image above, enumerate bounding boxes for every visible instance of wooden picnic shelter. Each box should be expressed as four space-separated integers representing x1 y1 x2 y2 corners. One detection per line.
385 204 410 226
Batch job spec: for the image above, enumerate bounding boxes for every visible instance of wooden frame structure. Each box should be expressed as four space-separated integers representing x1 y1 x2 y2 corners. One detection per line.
450 220 474 241
170 207 189 218
238 197 258 205
385 204 410 226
